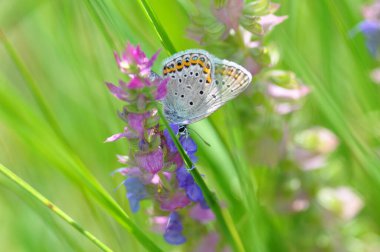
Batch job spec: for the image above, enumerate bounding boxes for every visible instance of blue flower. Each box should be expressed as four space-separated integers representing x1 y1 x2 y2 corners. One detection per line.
124 177 148 212
359 20 380 55
179 135 198 163
164 212 186 245
176 167 208 208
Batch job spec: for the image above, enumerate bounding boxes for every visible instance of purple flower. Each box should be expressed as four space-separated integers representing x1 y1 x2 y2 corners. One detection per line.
127 112 150 136
159 191 191 211
164 212 186 245
359 20 380 55
124 177 147 213
115 43 159 77
150 72 170 100
106 82 130 101
135 149 164 174
180 136 197 155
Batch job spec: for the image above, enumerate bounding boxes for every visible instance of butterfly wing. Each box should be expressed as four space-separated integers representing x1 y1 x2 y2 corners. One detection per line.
162 50 252 125
162 49 216 124
205 58 252 110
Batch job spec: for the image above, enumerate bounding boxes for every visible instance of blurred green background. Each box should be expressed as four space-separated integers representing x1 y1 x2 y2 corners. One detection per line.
1 0 380 251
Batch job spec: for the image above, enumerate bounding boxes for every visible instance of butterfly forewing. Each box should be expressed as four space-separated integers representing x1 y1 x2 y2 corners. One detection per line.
162 49 216 124
162 50 252 125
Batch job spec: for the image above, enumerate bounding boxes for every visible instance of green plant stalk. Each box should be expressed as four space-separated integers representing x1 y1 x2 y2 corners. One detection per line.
0 163 113 252
137 0 177 55
0 31 163 252
157 107 245 252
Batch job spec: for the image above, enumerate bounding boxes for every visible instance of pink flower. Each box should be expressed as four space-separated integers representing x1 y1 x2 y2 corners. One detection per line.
294 127 339 170
114 43 159 77
104 127 138 142
259 14 288 35
267 83 310 100
150 216 169 233
295 127 339 154
318 187 363 220
362 1 380 23
135 148 164 174
212 0 244 38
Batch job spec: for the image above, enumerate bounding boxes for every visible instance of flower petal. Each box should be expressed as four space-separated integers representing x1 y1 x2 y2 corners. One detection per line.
106 82 129 101
164 212 187 245
135 149 164 174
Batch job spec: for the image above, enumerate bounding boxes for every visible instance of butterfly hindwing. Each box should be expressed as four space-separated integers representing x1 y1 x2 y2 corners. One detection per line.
206 59 252 109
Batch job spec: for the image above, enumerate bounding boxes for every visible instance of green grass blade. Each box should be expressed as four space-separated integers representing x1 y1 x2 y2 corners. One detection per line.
137 0 177 55
0 163 114 252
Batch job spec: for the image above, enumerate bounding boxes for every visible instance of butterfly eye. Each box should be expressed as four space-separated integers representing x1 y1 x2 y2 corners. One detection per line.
177 60 182 66
192 56 198 61
170 63 174 68
185 57 190 62
200 57 205 62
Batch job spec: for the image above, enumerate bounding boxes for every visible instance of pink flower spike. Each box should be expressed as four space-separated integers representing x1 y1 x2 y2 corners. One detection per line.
135 149 164 174
106 82 129 101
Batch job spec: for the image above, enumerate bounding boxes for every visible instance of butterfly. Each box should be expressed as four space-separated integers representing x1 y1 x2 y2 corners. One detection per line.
161 49 252 125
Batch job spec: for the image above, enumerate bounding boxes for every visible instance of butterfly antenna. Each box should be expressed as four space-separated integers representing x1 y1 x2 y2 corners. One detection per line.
188 128 211 147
